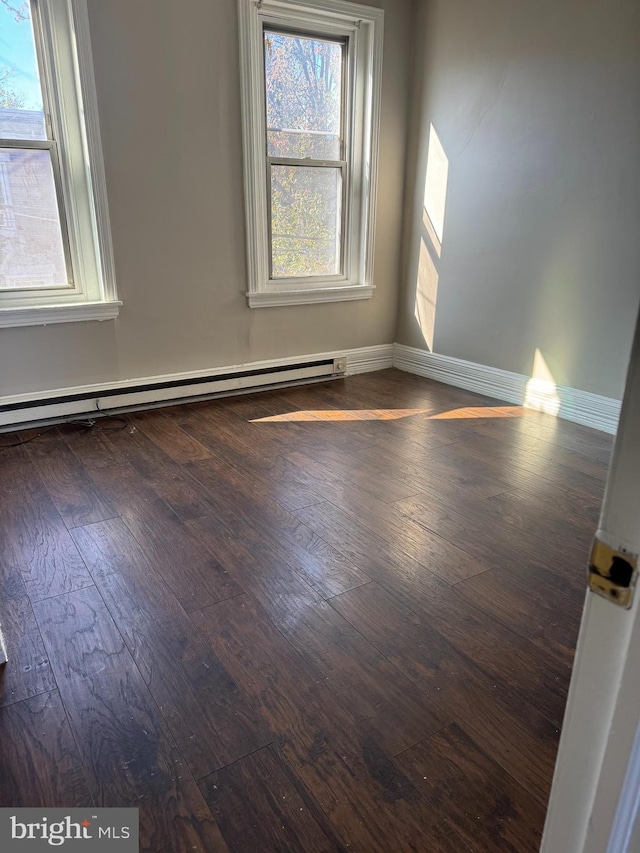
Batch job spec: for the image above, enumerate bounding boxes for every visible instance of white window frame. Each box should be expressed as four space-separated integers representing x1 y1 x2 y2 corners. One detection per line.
238 0 383 308
0 0 119 328
0 159 16 228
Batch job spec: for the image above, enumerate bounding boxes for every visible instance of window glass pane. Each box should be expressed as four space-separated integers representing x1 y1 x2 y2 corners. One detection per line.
271 165 342 278
0 1 47 140
0 148 68 289
264 30 343 160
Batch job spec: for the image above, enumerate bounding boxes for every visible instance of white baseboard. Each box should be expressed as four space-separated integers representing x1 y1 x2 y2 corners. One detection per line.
393 344 621 434
0 344 392 430
0 341 618 434
346 343 394 374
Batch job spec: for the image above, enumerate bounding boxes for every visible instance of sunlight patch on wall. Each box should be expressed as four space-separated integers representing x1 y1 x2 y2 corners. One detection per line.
524 349 560 415
423 124 449 244
414 233 439 352
413 124 449 352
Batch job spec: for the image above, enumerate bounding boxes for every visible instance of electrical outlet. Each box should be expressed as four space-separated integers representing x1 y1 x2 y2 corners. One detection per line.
334 357 347 374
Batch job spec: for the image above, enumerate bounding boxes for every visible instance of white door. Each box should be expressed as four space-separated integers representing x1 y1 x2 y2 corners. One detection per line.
542 308 640 853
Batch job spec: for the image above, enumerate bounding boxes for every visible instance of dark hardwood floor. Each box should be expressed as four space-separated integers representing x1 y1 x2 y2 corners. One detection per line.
0 369 611 852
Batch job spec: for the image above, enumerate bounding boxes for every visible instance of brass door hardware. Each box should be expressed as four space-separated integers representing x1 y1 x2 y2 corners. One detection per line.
588 539 638 608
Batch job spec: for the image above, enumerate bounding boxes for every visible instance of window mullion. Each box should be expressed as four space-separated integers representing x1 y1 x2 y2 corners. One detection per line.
30 0 57 143
0 138 55 151
47 140 75 284
267 156 346 167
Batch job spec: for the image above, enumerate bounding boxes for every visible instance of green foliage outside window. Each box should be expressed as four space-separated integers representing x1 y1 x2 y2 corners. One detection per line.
264 31 344 279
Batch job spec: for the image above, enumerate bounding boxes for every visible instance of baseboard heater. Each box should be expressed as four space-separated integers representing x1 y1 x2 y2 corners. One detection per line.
0 357 344 430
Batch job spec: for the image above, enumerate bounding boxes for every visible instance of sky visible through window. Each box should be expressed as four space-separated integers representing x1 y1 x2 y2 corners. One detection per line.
0 1 43 111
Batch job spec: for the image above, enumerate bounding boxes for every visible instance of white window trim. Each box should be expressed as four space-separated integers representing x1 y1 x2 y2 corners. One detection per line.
0 160 16 229
0 0 119 328
238 0 383 308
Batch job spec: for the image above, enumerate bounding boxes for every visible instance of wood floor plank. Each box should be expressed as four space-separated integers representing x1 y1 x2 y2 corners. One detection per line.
471 405 614 464
103 426 221 521
234 392 387 457
190 525 444 757
167 393 376 464
71 519 271 779
0 430 32 464
349 369 497 407
25 429 118 529
384 486 591 661
285 444 422 504
0 460 92 601
284 371 484 417
330 581 561 805
434 436 606 505
188 519 326 625
187 468 370 599
274 595 449 756
489 485 600 539
0 690 93 807
99 570 272 779
32 586 230 853
85 464 242 611
323 485 492 584
394 490 589 600
163 399 305 464
464 424 610 482
199 745 348 853
396 723 546 852
295 501 572 727
455 564 583 665
59 421 122 469
130 409 213 463
187 444 338 514
416 590 572 728
0 592 56 708
192 594 465 853
260 384 433 449
171 396 386 517
348 442 514 499
291 499 453 604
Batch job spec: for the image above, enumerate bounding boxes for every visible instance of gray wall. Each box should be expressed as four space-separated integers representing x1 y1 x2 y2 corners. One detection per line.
0 0 412 398
398 0 640 400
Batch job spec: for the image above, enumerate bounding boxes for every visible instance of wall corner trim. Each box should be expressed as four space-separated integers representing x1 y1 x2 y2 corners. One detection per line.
347 343 394 374
393 344 621 434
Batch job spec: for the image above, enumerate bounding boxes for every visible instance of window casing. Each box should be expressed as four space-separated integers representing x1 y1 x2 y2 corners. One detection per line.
0 0 118 328
0 160 16 229
238 0 383 307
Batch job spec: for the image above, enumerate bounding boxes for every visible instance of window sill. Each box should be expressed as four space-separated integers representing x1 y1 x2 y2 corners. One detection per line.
0 300 121 329
247 284 374 308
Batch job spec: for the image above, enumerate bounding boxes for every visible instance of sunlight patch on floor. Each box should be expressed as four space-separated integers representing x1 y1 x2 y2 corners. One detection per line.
427 406 525 420
251 405 527 423
251 408 432 423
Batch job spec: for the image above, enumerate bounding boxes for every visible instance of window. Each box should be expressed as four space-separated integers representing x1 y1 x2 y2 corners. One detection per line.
0 0 118 327
238 0 383 307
